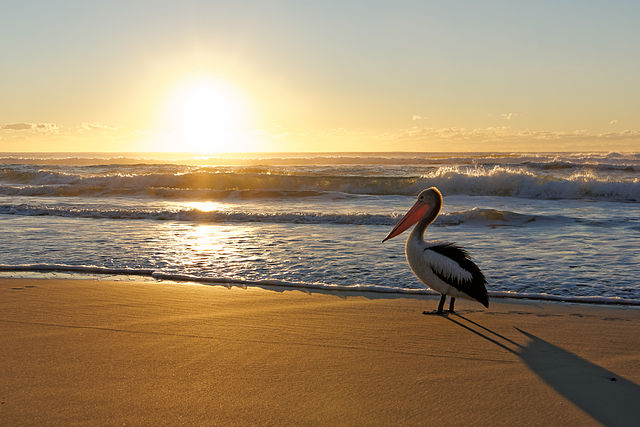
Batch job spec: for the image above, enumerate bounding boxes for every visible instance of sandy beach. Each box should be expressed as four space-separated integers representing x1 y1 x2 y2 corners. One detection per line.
1 277 639 425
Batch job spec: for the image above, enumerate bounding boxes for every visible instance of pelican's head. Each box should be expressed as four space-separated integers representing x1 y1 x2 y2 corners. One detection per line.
382 187 443 242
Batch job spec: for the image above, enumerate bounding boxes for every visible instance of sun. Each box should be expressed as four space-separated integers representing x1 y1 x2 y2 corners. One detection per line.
162 76 251 153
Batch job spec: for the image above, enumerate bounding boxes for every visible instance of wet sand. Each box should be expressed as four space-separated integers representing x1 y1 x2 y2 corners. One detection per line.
1 278 639 425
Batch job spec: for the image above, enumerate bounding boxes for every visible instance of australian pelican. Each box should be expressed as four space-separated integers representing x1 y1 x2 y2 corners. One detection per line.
382 187 489 314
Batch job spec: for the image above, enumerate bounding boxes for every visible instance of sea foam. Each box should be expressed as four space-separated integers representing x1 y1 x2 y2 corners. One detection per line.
1 263 638 306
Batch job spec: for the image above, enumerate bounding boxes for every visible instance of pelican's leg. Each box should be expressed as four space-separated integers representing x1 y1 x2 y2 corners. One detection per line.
437 295 446 313
449 297 456 313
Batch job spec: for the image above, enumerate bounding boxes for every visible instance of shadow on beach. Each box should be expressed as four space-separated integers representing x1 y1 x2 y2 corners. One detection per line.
443 313 640 426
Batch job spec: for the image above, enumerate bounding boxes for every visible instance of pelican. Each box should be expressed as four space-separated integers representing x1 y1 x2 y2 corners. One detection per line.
382 187 489 314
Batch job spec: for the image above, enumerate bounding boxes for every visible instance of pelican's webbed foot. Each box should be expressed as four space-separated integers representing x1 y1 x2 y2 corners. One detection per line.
423 310 449 316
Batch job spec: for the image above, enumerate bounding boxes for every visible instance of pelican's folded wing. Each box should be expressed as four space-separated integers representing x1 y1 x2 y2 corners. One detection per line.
425 243 489 307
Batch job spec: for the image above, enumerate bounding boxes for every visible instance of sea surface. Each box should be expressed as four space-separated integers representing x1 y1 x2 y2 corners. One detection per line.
1 152 639 304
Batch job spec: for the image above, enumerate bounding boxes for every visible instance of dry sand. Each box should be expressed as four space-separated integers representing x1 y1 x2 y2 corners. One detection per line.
1 278 639 426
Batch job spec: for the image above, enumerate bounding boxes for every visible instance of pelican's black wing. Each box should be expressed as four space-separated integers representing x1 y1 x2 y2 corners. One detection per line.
426 243 489 307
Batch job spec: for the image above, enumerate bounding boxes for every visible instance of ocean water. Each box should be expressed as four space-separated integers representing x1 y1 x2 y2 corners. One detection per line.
0 152 639 304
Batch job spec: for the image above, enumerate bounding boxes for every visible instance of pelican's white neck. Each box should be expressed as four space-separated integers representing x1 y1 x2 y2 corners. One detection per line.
409 191 442 242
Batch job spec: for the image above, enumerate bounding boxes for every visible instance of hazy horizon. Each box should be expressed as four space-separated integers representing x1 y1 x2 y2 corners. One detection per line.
2 150 638 155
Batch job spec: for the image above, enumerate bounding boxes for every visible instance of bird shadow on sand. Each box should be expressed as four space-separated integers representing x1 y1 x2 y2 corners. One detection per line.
441 313 640 426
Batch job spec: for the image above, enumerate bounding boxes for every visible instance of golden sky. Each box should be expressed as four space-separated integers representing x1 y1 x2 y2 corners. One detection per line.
1 1 638 152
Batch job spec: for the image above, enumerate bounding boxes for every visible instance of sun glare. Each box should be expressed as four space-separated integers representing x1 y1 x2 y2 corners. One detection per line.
162 76 251 153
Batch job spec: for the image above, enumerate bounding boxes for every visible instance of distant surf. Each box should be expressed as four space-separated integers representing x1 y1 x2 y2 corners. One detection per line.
0 164 638 202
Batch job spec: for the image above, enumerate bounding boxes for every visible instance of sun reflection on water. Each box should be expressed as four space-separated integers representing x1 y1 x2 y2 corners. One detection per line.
183 224 228 254
184 201 226 212
164 222 264 278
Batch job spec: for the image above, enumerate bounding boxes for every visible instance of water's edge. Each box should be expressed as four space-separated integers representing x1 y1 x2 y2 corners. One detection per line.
2 264 638 306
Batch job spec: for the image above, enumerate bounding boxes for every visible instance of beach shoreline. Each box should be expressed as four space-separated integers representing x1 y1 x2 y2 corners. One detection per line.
2 277 639 425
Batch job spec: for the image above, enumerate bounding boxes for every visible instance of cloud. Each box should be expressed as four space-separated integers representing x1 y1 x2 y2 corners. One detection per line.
1 121 131 146
2 122 58 133
34 123 58 132
395 126 640 143
500 113 513 120
80 122 123 131
412 115 423 121
254 124 640 152
609 119 618 125
2 123 33 130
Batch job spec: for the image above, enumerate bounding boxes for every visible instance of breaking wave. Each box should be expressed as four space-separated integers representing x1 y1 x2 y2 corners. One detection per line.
0 203 612 227
0 165 638 202
423 167 639 202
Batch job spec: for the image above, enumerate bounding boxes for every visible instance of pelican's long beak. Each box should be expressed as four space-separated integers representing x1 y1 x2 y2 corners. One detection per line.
382 201 430 242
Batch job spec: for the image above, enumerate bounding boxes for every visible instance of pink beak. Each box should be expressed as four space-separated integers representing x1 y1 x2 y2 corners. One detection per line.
382 201 430 242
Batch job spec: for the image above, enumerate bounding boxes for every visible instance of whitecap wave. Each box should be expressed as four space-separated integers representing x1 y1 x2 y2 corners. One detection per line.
1 163 637 201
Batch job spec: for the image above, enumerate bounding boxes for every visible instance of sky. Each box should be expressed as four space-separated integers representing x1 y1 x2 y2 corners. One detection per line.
1 0 639 153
